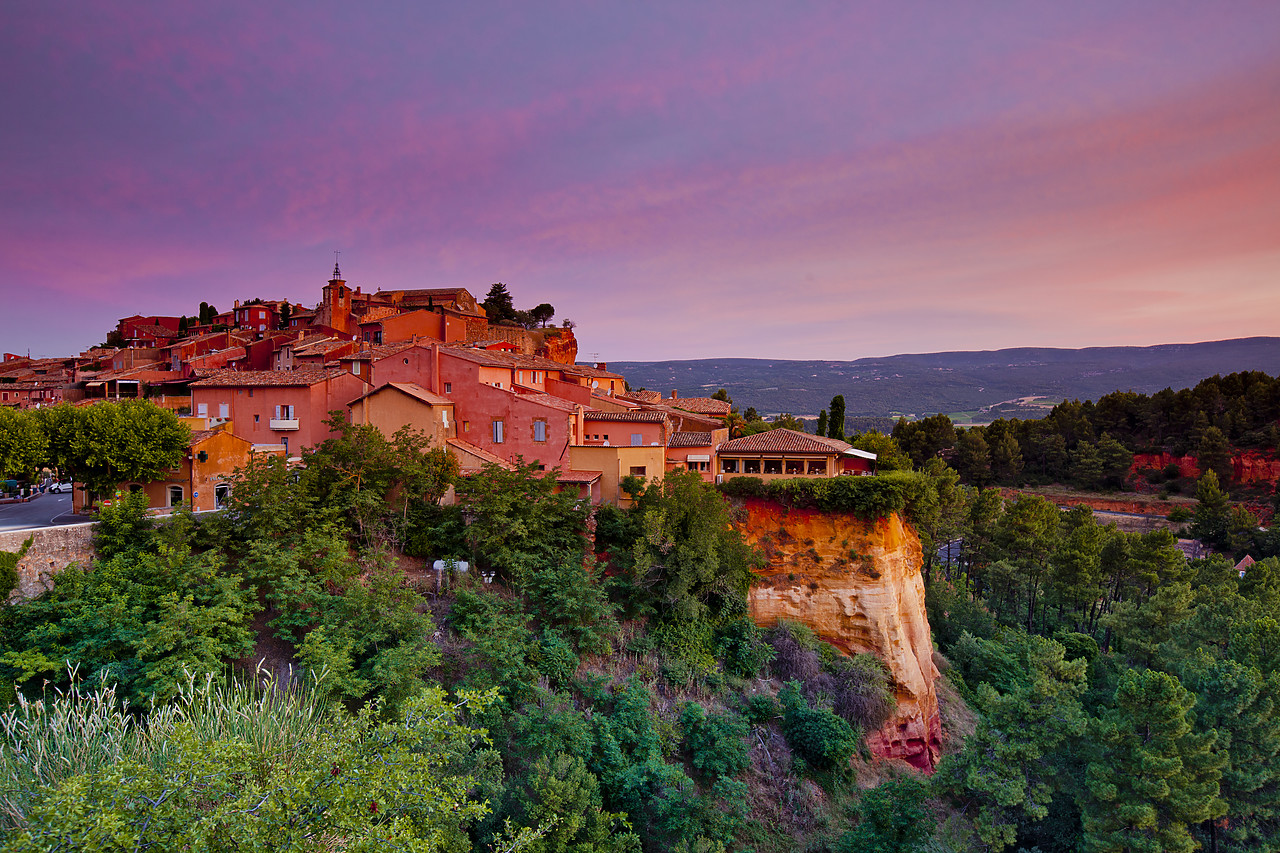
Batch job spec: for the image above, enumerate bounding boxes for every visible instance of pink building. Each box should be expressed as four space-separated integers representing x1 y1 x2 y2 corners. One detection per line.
189 369 368 455
665 429 729 482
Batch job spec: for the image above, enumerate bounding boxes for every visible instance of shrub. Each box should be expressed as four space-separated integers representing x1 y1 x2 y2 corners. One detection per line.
680 703 751 782
767 623 821 683
715 618 774 679
779 682 859 770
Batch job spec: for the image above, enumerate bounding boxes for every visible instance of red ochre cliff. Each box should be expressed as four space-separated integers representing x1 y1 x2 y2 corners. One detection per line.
732 497 942 771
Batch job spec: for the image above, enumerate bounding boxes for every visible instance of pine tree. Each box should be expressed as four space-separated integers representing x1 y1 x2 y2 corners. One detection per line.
1081 669 1226 853
815 410 827 436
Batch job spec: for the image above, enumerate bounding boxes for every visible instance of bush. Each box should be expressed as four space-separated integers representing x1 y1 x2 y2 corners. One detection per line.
767 623 821 683
719 471 931 519
680 703 751 782
779 682 860 770
715 619 774 679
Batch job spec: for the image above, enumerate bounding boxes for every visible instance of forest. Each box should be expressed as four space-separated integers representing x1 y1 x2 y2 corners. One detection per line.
2 379 1280 851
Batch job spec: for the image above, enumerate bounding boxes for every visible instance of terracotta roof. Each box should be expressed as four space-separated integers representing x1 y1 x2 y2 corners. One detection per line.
550 470 601 484
718 428 851 455
668 431 714 448
641 404 722 430
514 391 578 413
191 368 345 387
591 393 640 409
624 390 663 403
566 363 625 380
127 324 180 338
584 410 667 423
669 397 731 416
349 382 453 407
189 430 217 444
447 438 515 470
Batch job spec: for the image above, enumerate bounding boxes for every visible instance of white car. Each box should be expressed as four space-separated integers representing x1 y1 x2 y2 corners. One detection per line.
48 480 74 494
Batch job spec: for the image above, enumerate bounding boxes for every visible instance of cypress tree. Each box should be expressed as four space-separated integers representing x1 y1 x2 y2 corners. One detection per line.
828 395 846 440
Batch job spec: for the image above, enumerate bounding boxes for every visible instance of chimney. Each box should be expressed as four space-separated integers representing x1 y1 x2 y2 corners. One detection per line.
670 390 677 400
234 299 240 309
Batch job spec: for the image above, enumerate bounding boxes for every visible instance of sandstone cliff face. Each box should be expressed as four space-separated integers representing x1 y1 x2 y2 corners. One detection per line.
1131 451 1280 487
732 498 942 771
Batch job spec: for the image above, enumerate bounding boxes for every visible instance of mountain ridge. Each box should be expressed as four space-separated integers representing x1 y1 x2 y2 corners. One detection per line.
613 336 1280 421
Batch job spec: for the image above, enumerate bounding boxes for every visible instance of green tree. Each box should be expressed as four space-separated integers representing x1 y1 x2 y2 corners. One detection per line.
1179 653 1280 853
483 281 517 324
1096 432 1135 490
530 303 556 328
938 635 1088 851
1191 470 1233 549
1081 669 1226 853
827 395 846 440
454 460 589 585
816 410 828 437
893 414 956 469
837 776 930 853
62 401 190 502
849 431 911 471
1198 425 1234 484
0 408 47 481
625 471 760 622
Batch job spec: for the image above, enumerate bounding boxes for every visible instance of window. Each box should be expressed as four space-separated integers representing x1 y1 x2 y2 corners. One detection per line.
274 405 294 420
463 421 470 433
248 388 253 397
214 484 230 509
764 460 782 474
493 420 505 443
631 434 643 446
254 414 260 425
786 460 803 474
218 403 229 419
744 460 761 474
444 382 452 394
807 460 827 475
533 420 547 442
721 459 739 473
196 403 208 417
168 485 184 507
629 466 647 477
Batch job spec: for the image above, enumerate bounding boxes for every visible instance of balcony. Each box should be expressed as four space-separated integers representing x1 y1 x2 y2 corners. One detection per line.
269 418 300 431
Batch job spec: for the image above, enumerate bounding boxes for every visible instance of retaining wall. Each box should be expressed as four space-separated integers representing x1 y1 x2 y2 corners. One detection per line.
1 523 96 603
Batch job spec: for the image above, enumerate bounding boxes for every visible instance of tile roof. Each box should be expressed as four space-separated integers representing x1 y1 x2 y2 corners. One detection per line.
668 431 714 448
191 368 345 387
624 390 663 403
447 438 516 470
349 382 453 407
566 363 625 380
515 391 579 413
550 470 602 484
641 404 722 430
584 410 667 423
718 428 852 455
669 397 731 415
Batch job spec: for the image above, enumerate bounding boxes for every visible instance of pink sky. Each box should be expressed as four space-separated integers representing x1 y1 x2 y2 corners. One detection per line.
3 2 1278 361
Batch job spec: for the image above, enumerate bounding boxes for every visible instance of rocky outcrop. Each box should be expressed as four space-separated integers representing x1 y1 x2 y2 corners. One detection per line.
732 498 942 771
534 328 578 365
1131 450 1280 487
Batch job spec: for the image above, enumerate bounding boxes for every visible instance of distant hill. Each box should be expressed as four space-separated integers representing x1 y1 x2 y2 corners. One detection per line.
613 337 1280 422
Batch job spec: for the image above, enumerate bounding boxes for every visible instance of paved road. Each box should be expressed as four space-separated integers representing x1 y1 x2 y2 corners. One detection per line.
0 493 82 532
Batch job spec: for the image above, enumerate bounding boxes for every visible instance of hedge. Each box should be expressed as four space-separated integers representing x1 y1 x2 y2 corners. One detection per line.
717 471 930 519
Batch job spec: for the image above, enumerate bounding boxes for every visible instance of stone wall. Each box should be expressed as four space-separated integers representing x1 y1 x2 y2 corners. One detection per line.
1 523 95 603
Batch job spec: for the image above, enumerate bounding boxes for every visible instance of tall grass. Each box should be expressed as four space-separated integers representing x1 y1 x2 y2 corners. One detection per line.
0 664 330 830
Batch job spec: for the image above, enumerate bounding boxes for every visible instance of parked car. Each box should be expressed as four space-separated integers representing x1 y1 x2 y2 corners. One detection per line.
48 480 74 494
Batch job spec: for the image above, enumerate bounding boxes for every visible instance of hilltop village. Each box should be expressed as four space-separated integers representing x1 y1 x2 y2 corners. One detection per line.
1 265 875 510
